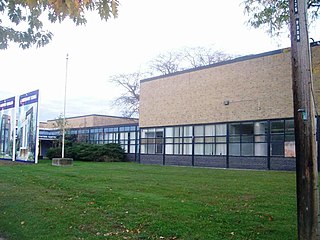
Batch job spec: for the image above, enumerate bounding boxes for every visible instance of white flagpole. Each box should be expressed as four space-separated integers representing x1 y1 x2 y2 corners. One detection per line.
62 54 69 158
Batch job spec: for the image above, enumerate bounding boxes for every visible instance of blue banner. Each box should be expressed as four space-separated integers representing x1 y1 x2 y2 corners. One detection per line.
16 90 39 162
0 96 16 160
0 97 15 110
19 89 39 106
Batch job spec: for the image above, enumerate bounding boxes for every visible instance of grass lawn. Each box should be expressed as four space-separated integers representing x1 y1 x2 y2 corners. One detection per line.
0 160 297 239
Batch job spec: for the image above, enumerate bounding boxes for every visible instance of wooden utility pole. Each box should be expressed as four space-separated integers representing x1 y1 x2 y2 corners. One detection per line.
289 0 319 239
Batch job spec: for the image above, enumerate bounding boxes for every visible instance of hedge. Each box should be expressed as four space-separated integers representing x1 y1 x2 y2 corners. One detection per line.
46 143 125 162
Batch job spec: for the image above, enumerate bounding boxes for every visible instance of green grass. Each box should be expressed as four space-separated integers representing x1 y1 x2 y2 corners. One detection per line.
0 160 297 239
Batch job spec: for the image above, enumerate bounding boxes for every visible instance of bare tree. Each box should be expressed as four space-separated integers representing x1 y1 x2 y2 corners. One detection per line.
148 47 235 75
149 51 183 75
111 47 234 117
110 72 143 117
181 46 235 68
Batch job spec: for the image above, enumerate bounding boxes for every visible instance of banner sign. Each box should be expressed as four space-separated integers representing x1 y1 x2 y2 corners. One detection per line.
16 90 39 162
0 97 16 160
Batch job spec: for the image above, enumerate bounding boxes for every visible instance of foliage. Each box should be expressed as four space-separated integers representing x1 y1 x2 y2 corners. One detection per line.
53 113 67 132
45 147 61 159
243 0 320 36
0 161 297 239
46 143 125 162
109 71 143 117
0 0 119 49
52 113 68 147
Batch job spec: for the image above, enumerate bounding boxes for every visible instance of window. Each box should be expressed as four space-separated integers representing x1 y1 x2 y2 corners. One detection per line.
194 124 227 156
77 129 89 142
284 120 295 157
229 121 267 157
194 125 204 155
119 132 129 153
183 126 193 155
129 131 136 153
254 122 268 156
141 128 164 154
270 120 284 156
270 119 295 157
89 128 103 144
165 126 192 155
229 123 241 156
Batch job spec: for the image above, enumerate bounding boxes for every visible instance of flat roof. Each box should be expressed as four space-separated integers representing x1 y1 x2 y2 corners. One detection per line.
141 42 320 84
46 114 138 122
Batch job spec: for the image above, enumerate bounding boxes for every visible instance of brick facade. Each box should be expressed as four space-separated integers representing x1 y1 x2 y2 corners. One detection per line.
41 114 138 129
140 46 320 128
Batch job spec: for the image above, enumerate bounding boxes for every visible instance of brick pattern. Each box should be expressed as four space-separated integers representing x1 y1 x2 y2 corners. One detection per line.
270 157 296 171
165 155 193 166
311 46 320 106
194 156 227 168
229 156 268 170
140 154 296 171
140 46 320 128
125 153 138 162
140 154 163 165
42 115 138 129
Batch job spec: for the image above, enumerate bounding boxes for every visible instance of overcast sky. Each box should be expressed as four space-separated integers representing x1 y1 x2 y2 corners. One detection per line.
0 0 319 122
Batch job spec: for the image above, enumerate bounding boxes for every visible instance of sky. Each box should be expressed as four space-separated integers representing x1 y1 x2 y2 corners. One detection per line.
0 0 319 122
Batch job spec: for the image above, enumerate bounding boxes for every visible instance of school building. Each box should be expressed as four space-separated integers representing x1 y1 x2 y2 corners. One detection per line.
39 43 320 171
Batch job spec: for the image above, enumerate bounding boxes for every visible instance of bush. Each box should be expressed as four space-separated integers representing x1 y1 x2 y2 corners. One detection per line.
46 143 125 162
46 147 63 160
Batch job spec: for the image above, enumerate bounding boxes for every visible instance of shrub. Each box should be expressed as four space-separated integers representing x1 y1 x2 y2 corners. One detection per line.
46 147 63 159
46 143 125 162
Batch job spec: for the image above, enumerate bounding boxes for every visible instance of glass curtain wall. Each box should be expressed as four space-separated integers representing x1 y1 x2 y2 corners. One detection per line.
165 126 192 155
270 119 295 157
59 125 139 154
194 124 227 156
140 119 295 158
141 128 164 154
229 121 268 156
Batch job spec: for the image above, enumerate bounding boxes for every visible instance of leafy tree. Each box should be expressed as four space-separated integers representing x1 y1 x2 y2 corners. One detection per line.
0 0 119 49
53 113 67 147
110 71 143 117
243 0 320 36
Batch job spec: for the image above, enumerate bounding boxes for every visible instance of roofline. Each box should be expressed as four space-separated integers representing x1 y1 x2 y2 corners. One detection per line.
141 49 283 83
141 41 320 84
46 114 139 122
64 122 139 130
39 122 139 130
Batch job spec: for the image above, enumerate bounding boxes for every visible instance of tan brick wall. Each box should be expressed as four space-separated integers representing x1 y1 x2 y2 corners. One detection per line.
39 122 49 128
140 46 320 128
43 115 138 129
312 46 320 107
